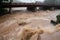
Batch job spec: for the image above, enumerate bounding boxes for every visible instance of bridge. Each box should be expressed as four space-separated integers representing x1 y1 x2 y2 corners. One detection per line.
1 1 60 13
1 2 57 8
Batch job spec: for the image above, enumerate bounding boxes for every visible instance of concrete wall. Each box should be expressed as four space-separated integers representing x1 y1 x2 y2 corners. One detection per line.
13 0 35 3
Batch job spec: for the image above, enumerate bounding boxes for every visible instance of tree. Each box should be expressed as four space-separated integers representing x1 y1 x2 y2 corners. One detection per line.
0 0 8 16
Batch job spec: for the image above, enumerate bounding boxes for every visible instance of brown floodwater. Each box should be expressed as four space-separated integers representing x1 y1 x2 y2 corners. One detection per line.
0 10 60 40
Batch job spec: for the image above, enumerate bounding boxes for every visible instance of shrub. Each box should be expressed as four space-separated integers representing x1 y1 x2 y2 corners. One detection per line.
51 14 60 25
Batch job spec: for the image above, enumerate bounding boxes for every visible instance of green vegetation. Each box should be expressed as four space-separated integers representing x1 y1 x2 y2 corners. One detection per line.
0 0 8 16
56 15 60 23
27 7 36 12
51 14 60 25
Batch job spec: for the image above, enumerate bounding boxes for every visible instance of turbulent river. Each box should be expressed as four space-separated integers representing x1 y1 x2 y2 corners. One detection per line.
0 10 60 40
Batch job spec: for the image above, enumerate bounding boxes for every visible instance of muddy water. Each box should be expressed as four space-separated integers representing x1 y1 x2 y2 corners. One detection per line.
20 10 60 40
40 10 60 40
27 18 60 40
0 10 60 40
